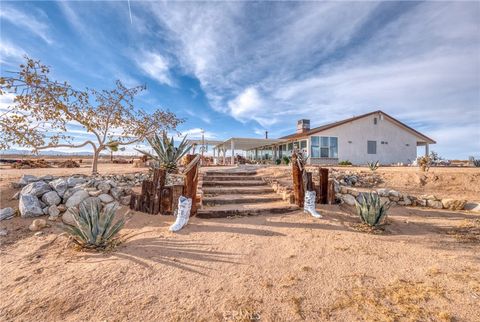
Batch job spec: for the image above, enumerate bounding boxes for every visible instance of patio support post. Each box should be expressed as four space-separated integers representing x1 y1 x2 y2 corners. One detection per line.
231 139 235 165
425 143 429 156
213 148 216 165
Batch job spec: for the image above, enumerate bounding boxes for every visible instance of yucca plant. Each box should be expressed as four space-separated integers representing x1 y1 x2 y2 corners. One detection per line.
473 159 480 167
367 160 380 171
63 199 128 250
354 192 390 226
135 132 192 173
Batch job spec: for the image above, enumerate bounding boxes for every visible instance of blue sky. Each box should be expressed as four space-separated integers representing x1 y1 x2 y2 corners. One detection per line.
0 1 479 158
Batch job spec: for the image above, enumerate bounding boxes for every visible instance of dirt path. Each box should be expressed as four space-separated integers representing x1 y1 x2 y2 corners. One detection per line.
1 206 478 321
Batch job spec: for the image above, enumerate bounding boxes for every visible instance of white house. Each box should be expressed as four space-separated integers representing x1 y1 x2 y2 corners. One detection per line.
214 110 435 165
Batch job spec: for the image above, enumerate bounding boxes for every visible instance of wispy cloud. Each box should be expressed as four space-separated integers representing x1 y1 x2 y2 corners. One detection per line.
134 51 174 86
0 6 52 44
0 41 25 64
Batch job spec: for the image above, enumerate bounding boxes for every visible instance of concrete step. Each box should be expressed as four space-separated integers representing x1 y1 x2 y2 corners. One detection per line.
204 171 257 176
202 194 283 206
202 180 267 187
203 187 275 195
203 175 263 182
197 202 299 218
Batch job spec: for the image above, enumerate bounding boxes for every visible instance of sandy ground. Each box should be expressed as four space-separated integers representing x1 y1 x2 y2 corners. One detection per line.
0 206 479 321
1 163 479 321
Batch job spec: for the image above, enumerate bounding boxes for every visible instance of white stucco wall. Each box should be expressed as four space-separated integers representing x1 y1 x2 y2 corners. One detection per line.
307 114 421 165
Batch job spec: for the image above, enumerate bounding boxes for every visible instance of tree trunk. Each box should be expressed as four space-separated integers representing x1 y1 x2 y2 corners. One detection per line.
92 147 101 175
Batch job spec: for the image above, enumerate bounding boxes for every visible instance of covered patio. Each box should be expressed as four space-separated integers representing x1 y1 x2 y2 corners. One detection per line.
213 138 285 165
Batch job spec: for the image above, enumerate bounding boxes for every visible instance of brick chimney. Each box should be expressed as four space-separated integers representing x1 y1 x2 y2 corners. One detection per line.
296 119 310 133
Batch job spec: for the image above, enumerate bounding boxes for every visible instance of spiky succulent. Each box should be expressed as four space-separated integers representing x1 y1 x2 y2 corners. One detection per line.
63 199 127 250
135 132 192 173
473 159 480 167
354 192 390 226
367 160 380 171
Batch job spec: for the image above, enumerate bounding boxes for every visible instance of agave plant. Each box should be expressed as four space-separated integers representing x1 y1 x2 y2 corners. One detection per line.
367 160 380 171
135 132 192 173
473 159 480 167
354 192 390 226
63 199 128 250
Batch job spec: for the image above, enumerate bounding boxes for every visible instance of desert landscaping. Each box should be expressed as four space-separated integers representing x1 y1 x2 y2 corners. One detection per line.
1 159 479 321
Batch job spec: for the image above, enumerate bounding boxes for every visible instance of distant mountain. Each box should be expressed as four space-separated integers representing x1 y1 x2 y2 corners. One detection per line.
0 149 94 156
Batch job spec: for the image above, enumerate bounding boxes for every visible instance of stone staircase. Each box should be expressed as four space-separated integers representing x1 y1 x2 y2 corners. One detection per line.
197 169 298 218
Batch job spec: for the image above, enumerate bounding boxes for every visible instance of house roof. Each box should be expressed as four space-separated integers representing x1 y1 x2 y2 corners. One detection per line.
279 110 436 144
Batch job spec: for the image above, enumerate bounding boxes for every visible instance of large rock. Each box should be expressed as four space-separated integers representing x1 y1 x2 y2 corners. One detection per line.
38 175 54 181
388 190 401 198
376 188 390 197
19 194 44 218
97 182 111 194
110 187 125 199
41 191 61 206
29 219 47 232
65 190 89 208
67 177 87 188
62 208 77 226
88 190 102 197
21 181 52 197
49 178 68 197
0 207 15 221
18 174 39 186
48 205 60 218
441 199 467 211
464 202 480 213
427 199 443 209
63 187 83 203
98 193 114 203
342 194 356 206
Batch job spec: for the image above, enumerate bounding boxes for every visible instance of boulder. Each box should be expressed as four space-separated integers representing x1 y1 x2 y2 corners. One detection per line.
0 207 15 221
416 199 427 207
43 206 49 215
441 199 467 211
38 175 54 181
342 194 356 206
21 181 52 197
388 190 401 198
427 199 443 209
49 178 68 197
29 219 47 232
57 204 66 212
403 197 412 206
88 190 102 197
464 202 480 213
65 190 89 208
67 177 87 188
120 195 131 206
48 205 60 218
110 187 124 200
41 191 61 206
19 195 44 218
98 193 114 203
19 174 39 185
62 208 77 225
376 188 390 197
63 187 83 203
97 182 111 193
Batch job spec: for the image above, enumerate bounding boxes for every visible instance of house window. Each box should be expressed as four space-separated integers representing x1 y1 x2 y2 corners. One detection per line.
367 140 377 154
300 140 307 149
311 136 338 158
287 142 293 151
374 117 378 125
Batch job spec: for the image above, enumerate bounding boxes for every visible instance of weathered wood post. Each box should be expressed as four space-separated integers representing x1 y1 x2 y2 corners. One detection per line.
327 179 335 205
318 167 329 204
291 152 304 207
184 154 200 216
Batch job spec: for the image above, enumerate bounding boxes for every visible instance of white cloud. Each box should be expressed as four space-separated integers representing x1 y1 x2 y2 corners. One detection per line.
0 41 25 64
180 128 217 140
0 6 52 44
135 51 174 86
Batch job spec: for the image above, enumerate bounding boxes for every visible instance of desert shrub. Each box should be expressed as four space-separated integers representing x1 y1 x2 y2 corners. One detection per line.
354 192 390 226
63 200 128 250
283 156 290 165
367 161 380 171
338 160 352 166
275 158 281 165
417 155 431 172
473 159 480 167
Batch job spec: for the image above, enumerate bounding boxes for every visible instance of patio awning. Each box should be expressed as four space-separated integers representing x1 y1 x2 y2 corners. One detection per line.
214 138 285 151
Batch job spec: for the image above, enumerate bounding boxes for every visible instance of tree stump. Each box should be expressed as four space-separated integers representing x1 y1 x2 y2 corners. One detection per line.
183 154 200 216
291 152 304 207
318 167 329 204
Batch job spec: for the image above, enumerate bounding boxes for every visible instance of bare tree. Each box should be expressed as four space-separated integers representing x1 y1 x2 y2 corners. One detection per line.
0 57 182 174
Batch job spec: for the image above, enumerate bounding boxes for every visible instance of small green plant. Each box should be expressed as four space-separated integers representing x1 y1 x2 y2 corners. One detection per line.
275 158 281 165
367 160 380 171
63 200 128 250
354 192 390 226
135 132 192 173
283 156 290 165
338 160 352 166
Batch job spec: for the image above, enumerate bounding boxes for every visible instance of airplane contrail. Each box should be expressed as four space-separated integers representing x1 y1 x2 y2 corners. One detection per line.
127 0 133 25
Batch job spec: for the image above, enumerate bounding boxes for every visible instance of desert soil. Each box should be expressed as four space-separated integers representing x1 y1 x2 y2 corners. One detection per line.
1 163 479 321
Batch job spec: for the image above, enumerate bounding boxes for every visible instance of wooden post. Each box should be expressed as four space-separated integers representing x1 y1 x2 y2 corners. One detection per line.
291 152 304 207
305 172 314 191
327 179 335 205
184 154 200 216
318 167 329 204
